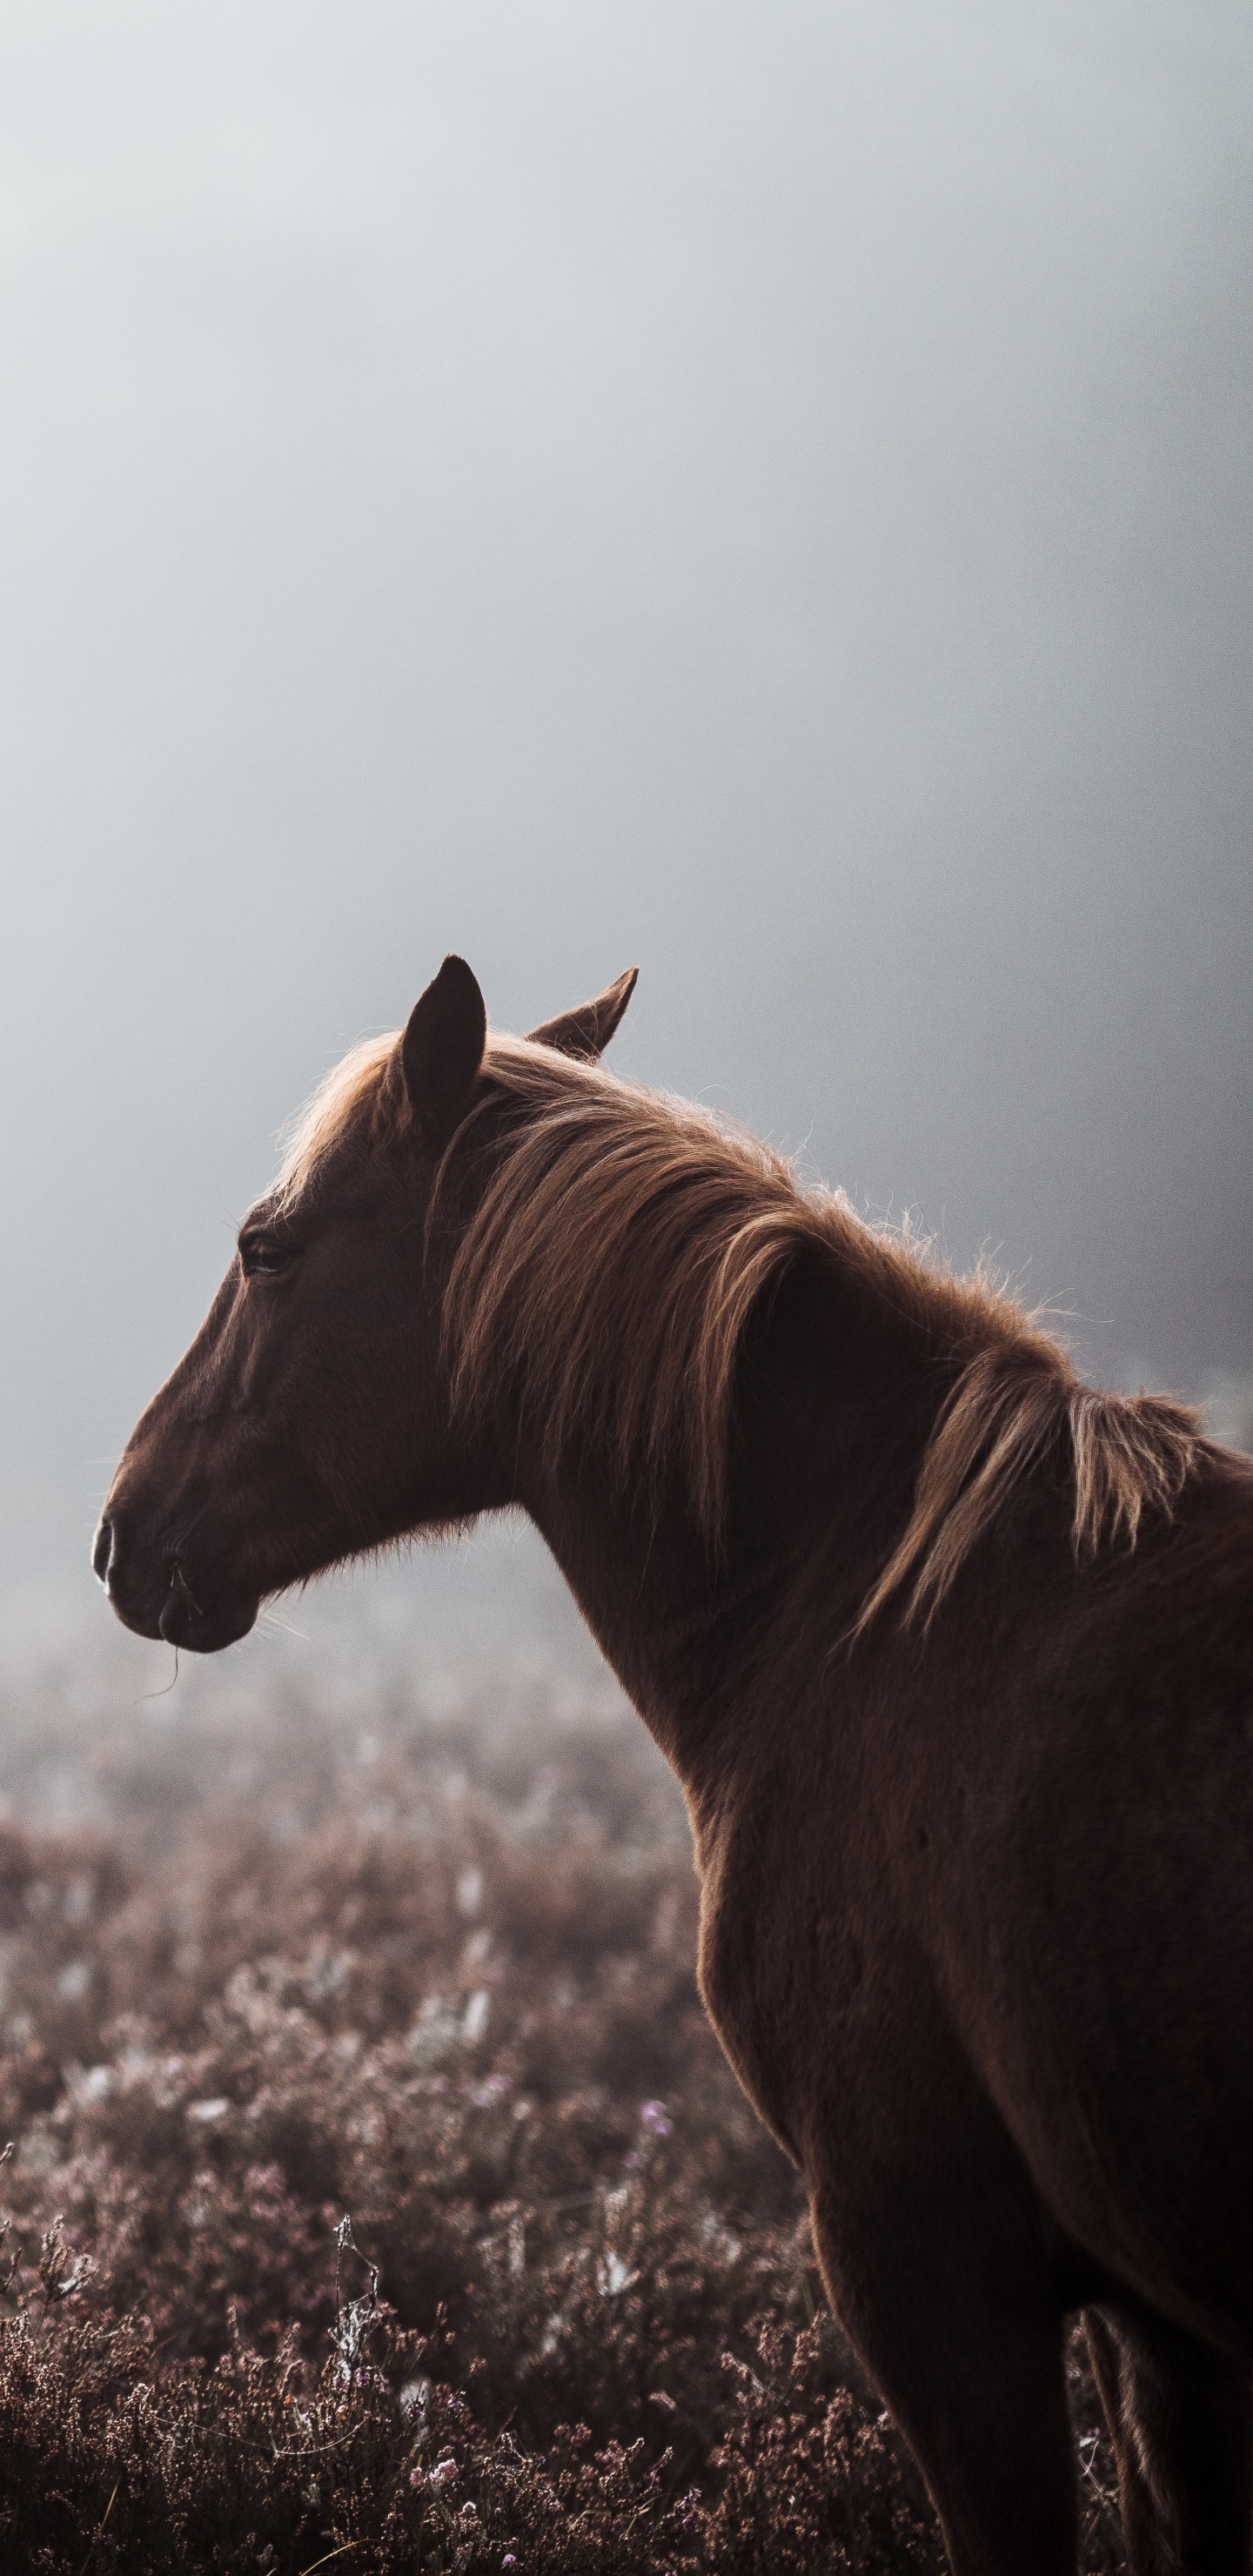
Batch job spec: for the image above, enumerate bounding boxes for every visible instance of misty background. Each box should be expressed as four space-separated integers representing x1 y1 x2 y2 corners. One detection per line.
2 2 1250 1667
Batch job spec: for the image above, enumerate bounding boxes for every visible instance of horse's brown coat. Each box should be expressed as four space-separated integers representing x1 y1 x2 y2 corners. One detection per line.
95 958 1253 2574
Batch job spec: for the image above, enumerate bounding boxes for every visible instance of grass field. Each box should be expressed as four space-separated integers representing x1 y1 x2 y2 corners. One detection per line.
0 1586 1125 2571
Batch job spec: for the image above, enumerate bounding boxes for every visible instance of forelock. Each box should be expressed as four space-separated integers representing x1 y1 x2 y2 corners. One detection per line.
274 1033 399 1209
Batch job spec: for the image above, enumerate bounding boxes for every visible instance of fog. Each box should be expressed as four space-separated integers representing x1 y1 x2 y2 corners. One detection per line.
2 1 1250 1607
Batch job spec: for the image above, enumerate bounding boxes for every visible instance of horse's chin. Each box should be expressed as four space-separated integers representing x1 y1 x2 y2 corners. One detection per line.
157 1581 258 1654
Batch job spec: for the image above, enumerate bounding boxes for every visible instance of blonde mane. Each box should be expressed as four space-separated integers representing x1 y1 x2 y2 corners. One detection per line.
285 1030 1205 1632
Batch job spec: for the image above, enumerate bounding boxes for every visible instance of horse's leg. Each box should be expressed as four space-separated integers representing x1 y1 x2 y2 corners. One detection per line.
1084 2300 1251 2575
808 2183 1076 2576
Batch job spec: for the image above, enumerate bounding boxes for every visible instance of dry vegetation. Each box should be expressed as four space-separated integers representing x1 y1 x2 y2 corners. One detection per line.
0 1600 1125 2571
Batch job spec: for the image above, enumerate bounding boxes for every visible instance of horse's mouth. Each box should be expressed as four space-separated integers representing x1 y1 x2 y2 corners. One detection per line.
92 1516 258 1654
156 1566 258 1653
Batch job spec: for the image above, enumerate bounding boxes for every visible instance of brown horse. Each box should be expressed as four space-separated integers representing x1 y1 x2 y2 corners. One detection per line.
95 956 1253 2575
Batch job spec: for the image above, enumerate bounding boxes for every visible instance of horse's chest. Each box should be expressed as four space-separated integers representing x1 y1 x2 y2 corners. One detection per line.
694 1810 879 2158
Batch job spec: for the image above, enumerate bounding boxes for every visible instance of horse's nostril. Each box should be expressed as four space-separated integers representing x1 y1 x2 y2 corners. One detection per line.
91 1516 114 1586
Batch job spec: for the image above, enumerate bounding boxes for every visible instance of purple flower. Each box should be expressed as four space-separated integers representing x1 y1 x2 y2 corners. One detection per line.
429 2456 459 2489
639 2098 673 2137
502 2559 519 2570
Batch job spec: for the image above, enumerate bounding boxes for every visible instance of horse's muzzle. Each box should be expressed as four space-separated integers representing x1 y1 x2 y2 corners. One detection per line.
91 1513 258 1654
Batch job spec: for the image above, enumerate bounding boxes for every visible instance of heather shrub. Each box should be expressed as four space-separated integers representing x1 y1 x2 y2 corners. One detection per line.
0 1628 1124 2569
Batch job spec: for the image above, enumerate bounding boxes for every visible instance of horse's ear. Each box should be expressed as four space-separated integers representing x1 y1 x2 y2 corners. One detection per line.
400 956 487 1148
527 965 639 1062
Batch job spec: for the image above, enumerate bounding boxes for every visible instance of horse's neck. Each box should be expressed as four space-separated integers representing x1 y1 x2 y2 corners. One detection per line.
519 1258 935 1806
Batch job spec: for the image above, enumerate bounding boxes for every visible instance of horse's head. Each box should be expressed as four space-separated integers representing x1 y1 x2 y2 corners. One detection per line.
93 956 636 1651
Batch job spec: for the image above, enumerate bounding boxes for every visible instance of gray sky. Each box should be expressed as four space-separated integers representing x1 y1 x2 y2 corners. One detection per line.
3 0 1250 1588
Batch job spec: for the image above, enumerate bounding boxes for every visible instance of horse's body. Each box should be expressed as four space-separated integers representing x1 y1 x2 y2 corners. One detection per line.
95 958 1253 2573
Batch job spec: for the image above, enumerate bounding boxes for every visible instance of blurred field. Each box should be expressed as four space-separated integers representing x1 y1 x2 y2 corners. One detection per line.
0 1566 1124 2571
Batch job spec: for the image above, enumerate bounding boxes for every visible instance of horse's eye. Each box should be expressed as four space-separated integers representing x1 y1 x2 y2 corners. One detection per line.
240 1236 293 1279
